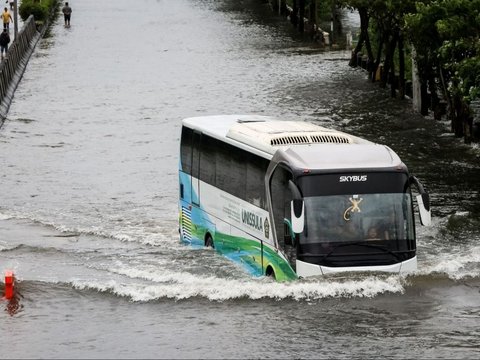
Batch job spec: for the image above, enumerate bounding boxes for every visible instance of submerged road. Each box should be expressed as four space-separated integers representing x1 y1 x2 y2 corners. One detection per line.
0 0 479 358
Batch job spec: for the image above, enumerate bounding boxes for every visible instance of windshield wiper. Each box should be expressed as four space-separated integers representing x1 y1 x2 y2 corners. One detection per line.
318 241 403 263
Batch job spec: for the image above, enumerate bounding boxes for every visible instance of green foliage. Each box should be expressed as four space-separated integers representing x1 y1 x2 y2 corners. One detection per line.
440 39 480 102
286 0 333 21
19 1 47 22
19 0 59 23
404 2 445 81
406 0 480 104
316 0 334 21
436 0 480 103
330 0 479 140
285 0 480 107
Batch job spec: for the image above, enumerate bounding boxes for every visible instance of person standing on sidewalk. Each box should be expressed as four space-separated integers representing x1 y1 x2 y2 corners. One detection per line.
0 28 10 60
62 2 72 27
1 7 13 30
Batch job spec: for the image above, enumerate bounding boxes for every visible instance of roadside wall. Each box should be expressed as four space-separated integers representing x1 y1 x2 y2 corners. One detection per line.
0 15 45 127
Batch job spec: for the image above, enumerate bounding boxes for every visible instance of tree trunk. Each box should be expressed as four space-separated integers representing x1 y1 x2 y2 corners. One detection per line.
452 94 465 136
464 108 473 144
291 0 298 27
349 32 364 67
309 0 316 24
456 100 473 143
411 47 422 113
308 0 317 39
371 31 385 82
349 7 370 67
390 62 396 98
363 25 374 65
420 83 429 116
381 31 398 92
439 67 455 122
280 0 287 15
298 0 305 33
398 32 405 99
269 0 278 13
428 74 441 120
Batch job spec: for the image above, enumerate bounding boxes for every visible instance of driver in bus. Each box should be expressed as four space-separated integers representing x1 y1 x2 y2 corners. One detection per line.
366 224 389 241
366 226 381 241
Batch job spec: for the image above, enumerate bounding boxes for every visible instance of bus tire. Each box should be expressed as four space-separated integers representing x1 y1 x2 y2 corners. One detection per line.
205 234 214 248
265 266 276 280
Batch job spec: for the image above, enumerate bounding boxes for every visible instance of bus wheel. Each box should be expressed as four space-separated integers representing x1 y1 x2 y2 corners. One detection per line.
205 234 214 249
265 266 276 280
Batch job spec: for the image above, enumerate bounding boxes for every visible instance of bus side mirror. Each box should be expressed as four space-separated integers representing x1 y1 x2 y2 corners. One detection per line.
416 194 431 226
288 180 304 233
290 200 305 233
410 176 431 226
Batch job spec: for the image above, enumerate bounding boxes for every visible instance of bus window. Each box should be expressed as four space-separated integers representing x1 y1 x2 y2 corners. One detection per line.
199 135 216 185
192 131 201 180
216 141 246 200
191 131 201 205
246 154 268 209
270 166 293 250
180 127 193 174
229 146 246 200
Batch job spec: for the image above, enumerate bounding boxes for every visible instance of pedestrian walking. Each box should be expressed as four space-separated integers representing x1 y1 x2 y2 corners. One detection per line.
0 28 10 60
62 2 72 27
9 1 14 11
1 7 12 30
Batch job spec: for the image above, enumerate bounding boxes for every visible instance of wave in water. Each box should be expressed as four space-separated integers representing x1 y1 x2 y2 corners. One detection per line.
69 272 406 302
4 256 479 302
0 208 179 247
2 209 479 302
417 245 480 280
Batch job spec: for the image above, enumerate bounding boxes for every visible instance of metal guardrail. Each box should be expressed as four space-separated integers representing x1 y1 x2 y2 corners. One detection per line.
0 15 38 103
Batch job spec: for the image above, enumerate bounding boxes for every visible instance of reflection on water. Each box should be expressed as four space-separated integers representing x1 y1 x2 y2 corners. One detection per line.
0 0 479 358
4 294 23 316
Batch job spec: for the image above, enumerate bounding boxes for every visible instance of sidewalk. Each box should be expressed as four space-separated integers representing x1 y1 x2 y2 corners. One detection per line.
1 4 25 60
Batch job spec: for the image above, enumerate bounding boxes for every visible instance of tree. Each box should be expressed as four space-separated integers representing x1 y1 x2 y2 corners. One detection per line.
337 0 374 67
437 0 480 142
406 0 480 142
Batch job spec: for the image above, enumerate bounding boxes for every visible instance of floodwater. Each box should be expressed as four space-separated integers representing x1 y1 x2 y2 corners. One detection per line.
0 0 479 358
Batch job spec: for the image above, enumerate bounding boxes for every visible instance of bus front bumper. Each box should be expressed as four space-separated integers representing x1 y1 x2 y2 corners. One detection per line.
296 256 417 277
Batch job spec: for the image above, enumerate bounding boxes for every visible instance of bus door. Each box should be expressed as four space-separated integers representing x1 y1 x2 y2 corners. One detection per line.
270 165 296 268
191 131 201 207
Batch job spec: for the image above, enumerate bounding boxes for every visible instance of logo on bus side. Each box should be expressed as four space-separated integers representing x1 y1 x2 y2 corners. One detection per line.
339 175 368 182
242 210 264 233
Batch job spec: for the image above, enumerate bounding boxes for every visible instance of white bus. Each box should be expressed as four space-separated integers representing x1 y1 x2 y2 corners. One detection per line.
178 115 431 281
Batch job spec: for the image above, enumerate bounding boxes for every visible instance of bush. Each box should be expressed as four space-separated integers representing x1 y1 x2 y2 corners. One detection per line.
19 0 58 23
19 2 46 22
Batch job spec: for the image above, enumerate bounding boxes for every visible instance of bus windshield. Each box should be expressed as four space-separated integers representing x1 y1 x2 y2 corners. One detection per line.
296 173 416 267
301 193 415 244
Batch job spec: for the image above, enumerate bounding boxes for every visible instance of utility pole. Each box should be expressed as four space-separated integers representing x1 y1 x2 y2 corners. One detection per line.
13 0 18 40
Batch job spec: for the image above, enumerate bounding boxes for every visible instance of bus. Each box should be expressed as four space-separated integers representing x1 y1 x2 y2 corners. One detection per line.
178 115 431 281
